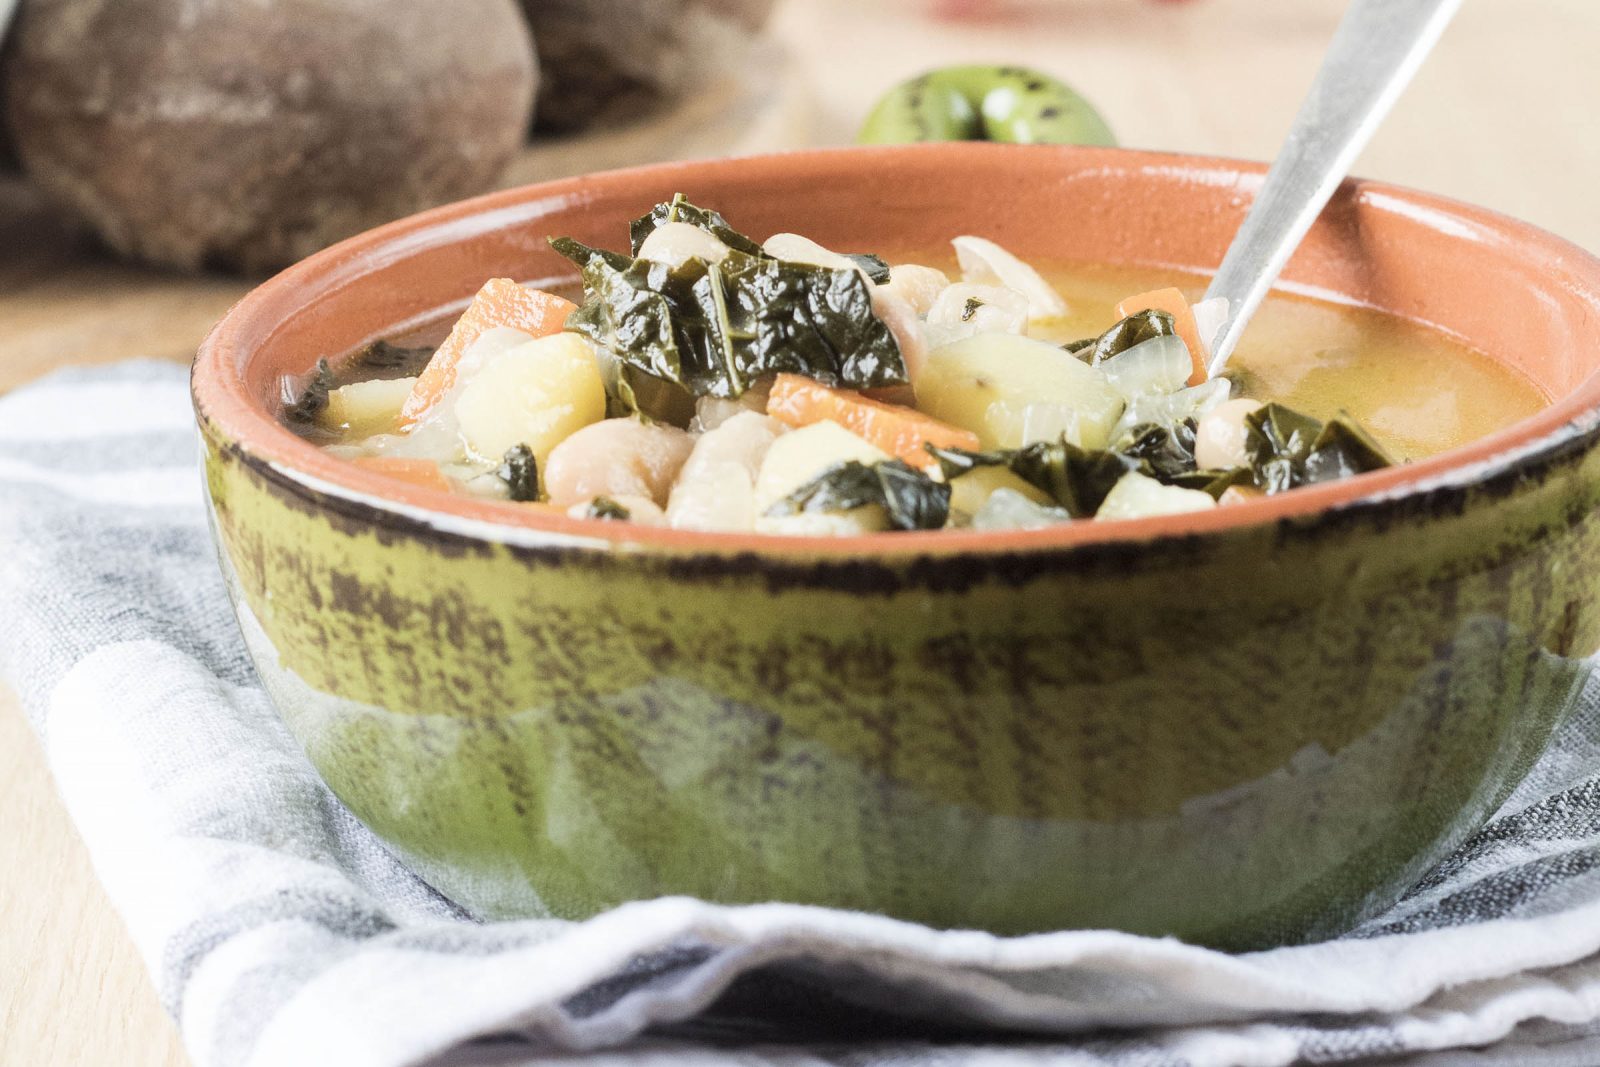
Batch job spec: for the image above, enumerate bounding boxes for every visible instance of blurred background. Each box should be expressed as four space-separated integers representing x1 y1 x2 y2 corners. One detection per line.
0 0 1596 378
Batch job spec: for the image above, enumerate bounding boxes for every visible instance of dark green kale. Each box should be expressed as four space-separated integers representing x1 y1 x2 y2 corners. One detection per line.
497 444 540 502
1064 309 1179 364
765 459 951 531
585 497 632 521
356 340 436 377
929 421 1239 519
628 193 766 256
1242 403 1393 494
554 197 905 416
282 359 335 424
845 253 892 284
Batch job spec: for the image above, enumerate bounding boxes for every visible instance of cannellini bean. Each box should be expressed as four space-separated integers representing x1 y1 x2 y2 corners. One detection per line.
1194 398 1265 470
568 494 667 525
636 222 730 268
761 232 864 276
542 418 694 508
877 263 951 317
870 287 930 382
667 411 786 532
951 235 1068 320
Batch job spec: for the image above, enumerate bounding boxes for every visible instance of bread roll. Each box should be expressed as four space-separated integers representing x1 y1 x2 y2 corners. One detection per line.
3 0 537 272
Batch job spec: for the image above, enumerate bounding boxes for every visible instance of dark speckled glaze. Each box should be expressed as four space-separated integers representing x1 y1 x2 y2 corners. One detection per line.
193 146 1600 948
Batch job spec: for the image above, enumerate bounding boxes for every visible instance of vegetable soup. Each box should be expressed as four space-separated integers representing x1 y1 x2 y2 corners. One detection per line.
284 196 1545 534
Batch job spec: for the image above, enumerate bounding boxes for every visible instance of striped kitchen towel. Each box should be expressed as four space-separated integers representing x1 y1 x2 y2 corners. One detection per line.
7 360 1600 1067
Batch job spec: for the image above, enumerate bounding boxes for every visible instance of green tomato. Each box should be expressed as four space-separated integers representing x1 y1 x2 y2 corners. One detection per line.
857 64 1115 147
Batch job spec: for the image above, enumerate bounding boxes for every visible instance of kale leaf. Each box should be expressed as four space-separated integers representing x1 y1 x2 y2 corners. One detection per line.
629 193 765 257
1065 309 1179 364
497 444 540 502
765 459 951 531
283 359 335 424
929 420 1239 519
846 253 893 284
586 497 632 521
1242 403 1392 494
357 340 436 377
555 197 905 413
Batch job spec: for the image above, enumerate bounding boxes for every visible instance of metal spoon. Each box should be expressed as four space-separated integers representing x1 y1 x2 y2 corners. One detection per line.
1202 0 1464 376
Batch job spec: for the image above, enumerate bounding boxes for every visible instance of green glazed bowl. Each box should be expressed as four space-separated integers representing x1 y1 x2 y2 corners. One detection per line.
192 145 1600 949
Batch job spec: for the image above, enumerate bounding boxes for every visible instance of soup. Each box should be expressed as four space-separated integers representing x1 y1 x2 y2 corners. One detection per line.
283 197 1545 534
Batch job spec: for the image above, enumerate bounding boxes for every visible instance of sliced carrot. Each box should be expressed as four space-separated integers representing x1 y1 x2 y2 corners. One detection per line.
1114 287 1207 386
351 457 453 493
766 373 980 469
399 279 576 428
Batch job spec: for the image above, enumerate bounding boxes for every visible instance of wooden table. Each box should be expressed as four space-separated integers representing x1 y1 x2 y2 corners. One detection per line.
3 1 1596 1062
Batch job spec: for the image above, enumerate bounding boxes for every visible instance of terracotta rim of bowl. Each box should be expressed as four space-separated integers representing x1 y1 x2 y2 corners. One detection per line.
192 143 1600 557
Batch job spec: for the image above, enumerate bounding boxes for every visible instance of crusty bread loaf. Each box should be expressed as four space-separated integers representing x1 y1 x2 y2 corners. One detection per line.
4 0 537 272
521 0 773 133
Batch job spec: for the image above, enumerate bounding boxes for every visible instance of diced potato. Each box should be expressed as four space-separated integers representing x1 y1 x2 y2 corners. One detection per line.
972 487 1072 530
454 334 606 464
1096 471 1217 521
321 376 417 437
753 419 890 513
947 464 1051 519
916 333 1125 450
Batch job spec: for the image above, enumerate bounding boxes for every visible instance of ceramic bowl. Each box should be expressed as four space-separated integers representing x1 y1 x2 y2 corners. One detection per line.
192 144 1600 949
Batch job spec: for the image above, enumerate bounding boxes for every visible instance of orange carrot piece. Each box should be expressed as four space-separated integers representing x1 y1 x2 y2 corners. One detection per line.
351 457 453 493
766 373 980 468
399 279 576 427
1114 287 1208 386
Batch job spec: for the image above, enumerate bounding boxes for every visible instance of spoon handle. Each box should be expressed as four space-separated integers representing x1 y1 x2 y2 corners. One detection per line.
1202 0 1463 376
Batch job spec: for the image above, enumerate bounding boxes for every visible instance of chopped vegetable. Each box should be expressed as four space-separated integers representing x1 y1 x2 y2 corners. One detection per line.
350 457 452 493
764 459 951 532
356 340 437 376
971 487 1072 530
552 199 906 412
1242 403 1393 494
400 279 577 428
585 496 632 521
916 332 1125 450
497 444 540 502
321 376 417 437
453 333 607 463
1113 289 1208 386
283 359 336 424
629 193 764 257
766 373 979 468
1096 471 1217 520
755 420 891 512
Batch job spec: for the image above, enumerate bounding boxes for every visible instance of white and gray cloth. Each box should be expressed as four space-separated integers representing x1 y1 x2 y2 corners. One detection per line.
8 361 1600 1067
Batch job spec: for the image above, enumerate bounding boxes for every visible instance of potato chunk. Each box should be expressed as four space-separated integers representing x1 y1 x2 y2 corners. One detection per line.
916 333 1125 450
454 334 606 463
321 376 417 438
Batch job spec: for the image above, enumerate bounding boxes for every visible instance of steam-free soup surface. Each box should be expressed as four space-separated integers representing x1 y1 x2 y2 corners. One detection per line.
1016 261 1545 462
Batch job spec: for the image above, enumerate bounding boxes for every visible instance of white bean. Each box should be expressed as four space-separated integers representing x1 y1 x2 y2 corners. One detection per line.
542 418 694 508
667 411 786 532
636 222 730 268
